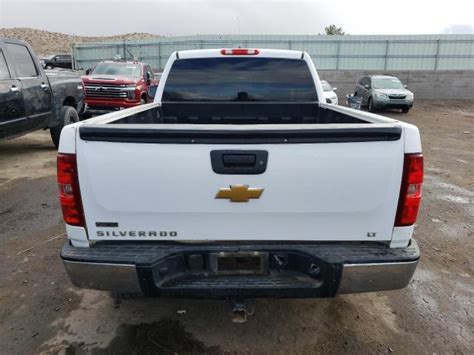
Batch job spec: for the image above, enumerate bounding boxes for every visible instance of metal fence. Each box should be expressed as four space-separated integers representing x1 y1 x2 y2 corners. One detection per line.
72 34 474 71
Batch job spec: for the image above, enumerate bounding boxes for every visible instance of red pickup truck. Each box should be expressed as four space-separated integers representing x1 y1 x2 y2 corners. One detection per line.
82 61 158 114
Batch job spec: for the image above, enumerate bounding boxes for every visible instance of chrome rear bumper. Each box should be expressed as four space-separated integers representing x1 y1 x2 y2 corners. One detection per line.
63 261 142 294
338 260 418 294
61 240 419 297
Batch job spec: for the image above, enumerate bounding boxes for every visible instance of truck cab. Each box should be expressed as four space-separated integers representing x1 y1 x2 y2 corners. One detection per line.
42 54 72 69
0 38 84 146
82 61 157 115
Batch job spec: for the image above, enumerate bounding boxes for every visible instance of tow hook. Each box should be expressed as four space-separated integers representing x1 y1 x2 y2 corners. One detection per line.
230 299 254 323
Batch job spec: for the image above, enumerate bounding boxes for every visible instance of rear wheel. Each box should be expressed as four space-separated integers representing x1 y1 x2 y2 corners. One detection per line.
368 97 376 112
140 95 147 105
402 107 410 113
50 106 79 148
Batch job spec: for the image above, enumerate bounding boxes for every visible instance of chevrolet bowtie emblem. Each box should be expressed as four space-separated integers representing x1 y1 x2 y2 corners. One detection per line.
215 185 264 202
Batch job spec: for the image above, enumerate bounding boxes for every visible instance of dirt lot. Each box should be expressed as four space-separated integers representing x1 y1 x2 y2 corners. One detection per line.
0 100 472 354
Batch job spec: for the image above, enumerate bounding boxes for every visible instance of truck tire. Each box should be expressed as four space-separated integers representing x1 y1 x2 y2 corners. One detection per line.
50 106 79 148
368 97 376 113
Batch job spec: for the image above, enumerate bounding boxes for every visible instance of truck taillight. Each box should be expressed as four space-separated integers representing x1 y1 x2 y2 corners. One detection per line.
395 153 423 226
57 153 85 227
220 48 260 55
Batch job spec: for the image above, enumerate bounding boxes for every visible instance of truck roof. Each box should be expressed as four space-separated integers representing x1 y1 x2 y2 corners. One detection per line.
0 37 29 46
370 75 398 79
100 60 145 65
177 48 305 60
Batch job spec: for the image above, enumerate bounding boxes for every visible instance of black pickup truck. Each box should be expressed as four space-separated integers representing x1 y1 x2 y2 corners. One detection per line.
41 54 73 69
0 38 85 147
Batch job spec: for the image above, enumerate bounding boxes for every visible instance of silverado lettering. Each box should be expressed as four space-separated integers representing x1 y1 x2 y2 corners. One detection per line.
96 231 177 237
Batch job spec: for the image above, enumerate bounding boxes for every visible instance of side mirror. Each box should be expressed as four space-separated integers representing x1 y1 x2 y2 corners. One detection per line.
85 68 91 75
147 85 158 99
404 84 408 88
333 87 337 91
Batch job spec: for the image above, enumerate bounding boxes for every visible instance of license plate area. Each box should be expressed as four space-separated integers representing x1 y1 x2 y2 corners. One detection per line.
210 252 268 275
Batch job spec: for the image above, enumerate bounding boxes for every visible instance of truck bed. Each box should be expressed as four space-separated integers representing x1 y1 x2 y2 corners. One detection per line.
78 102 401 144
110 102 366 125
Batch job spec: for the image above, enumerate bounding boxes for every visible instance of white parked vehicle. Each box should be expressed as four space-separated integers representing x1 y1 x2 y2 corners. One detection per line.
58 49 422 307
321 80 338 105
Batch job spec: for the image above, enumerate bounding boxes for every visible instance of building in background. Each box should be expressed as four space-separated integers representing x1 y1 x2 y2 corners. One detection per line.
72 34 474 71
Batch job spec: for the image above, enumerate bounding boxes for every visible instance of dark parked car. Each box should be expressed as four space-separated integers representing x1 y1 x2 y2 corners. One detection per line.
42 54 72 69
0 38 85 147
354 75 414 113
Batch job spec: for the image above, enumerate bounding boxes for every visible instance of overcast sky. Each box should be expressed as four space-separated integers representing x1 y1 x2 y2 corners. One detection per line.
1 0 474 36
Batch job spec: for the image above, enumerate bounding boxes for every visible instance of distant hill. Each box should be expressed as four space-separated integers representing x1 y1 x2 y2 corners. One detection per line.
0 27 160 56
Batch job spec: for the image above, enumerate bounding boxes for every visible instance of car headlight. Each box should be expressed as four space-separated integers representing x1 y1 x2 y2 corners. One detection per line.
124 86 137 99
406 93 414 100
375 92 388 98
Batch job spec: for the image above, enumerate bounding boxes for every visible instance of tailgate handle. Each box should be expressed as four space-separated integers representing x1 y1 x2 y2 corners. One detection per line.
211 150 268 175
223 154 256 167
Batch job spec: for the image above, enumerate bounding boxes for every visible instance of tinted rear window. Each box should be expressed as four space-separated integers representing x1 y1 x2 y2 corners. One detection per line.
163 57 317 102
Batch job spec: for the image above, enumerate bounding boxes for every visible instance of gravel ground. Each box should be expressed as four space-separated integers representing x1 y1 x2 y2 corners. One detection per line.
0 100 472 354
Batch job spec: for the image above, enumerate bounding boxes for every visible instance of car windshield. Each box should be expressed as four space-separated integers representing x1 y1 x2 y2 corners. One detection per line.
372 77 404 89
321 81 333 91
163 57 317 102
91 63 142 78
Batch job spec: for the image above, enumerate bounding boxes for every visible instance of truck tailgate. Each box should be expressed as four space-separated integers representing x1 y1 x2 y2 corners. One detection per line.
76 125 404 242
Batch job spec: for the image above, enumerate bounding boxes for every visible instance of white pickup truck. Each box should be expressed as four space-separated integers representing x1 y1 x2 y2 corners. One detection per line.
58 49 422 302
